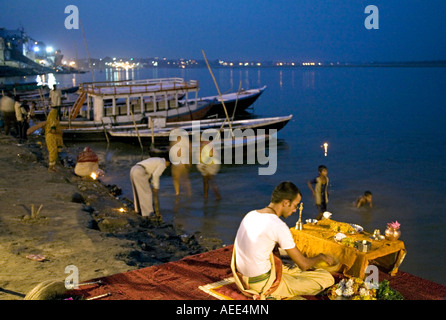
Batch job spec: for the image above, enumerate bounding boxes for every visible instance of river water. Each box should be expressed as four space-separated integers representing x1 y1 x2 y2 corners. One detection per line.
2 66 445 285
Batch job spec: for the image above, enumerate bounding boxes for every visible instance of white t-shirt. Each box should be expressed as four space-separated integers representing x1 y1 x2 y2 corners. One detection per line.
137 157 167 190
234 210 296 277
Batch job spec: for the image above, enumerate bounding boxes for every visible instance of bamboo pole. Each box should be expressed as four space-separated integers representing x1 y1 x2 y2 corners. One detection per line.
149 116 155 150
202 50 233 136
80 19 95 83
38 88 48 119
130 110 143 152
231 80 242 121
101 120 110 145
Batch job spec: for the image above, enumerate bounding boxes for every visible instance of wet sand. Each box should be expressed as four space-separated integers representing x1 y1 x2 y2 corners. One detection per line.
0 134 222 300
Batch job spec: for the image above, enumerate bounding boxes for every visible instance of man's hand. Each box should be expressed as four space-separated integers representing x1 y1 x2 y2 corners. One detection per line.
319 253 336 266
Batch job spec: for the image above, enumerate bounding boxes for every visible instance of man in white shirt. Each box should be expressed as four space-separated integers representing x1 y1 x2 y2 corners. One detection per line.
0 93 16 135
130 157 170 217
49 85 62 107
232 181 335 299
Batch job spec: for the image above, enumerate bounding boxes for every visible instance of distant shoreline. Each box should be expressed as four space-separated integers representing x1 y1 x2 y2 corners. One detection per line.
1 60 445 80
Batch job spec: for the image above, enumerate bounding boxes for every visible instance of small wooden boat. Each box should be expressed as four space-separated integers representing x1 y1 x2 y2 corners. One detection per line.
60 114 292 142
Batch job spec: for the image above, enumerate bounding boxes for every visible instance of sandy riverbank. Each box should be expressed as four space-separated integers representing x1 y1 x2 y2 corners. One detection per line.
0 133 222 300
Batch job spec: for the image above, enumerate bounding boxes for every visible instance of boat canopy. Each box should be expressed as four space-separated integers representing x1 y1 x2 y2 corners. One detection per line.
78 78 200 122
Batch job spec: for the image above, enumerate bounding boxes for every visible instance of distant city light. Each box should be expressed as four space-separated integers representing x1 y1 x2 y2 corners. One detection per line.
36 75 43 86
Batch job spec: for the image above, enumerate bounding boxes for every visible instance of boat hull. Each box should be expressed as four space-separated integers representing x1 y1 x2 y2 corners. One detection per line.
61 115 293 144
196 86 266 117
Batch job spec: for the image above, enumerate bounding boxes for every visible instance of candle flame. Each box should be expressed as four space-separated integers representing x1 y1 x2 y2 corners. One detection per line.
90 172 98 180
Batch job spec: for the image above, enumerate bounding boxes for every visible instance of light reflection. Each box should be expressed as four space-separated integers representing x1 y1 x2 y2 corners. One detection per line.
323 142 328 156
302 70 315 89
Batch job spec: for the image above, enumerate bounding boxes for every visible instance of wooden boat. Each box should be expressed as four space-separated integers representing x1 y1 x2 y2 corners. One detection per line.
28 77 216 133
61 114 293 143
65 78 217 125
193 86 267 116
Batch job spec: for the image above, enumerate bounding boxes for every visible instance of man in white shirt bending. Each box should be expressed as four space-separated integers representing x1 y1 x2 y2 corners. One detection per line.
130 157 170 217
232 181 335 299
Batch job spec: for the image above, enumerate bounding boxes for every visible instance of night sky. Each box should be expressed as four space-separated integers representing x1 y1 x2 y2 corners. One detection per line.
1 0 445 62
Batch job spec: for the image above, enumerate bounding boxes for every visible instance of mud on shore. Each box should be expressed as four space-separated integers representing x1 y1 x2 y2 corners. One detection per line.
0 134 223 300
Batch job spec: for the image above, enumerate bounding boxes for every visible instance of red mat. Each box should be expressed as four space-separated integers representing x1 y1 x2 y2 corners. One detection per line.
69 245 446 300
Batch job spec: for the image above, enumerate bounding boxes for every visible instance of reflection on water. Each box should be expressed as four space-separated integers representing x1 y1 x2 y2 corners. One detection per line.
302 70 315 89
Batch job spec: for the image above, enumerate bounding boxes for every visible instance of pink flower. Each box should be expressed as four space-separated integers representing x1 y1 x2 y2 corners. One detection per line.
387 221 400 230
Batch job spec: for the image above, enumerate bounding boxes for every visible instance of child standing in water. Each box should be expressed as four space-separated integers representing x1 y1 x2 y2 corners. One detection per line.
307 165 329 220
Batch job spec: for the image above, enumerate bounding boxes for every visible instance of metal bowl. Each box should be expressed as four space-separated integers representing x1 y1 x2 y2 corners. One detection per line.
356 240 371 252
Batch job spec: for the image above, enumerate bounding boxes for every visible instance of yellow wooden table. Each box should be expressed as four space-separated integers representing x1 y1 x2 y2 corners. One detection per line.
290 220 407 279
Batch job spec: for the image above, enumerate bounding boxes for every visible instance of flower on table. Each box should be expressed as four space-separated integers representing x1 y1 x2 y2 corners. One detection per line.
387 221 401 230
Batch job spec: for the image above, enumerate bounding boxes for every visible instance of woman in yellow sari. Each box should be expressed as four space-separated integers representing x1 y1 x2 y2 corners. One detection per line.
45 106 63 172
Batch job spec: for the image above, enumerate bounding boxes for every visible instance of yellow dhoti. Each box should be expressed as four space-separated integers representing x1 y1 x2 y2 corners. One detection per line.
231 248 334 300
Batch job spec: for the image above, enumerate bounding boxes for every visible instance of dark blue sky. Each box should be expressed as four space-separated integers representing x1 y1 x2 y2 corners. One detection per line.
1 0 445 62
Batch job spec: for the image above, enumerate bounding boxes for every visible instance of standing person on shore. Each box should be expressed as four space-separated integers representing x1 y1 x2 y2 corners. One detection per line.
170 135 192 196
0 110 3 134
14 96 26 144
196 140 221 200
231 181 335 300
45 106 64 172
307 165 329 220
20 100 30 142
0 92 16 136
130 157 170 218
49 85 62 109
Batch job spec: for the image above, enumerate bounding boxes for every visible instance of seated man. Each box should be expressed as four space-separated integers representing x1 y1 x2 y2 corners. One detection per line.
231 181 335 300
74 147 99 177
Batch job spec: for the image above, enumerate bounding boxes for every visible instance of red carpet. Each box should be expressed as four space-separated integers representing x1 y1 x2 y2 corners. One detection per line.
69 245 446 300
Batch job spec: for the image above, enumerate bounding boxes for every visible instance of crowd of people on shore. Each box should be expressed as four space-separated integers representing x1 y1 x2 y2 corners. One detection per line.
0 91 36 144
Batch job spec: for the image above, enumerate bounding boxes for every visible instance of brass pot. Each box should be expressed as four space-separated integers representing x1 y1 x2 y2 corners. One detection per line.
385 227 401 241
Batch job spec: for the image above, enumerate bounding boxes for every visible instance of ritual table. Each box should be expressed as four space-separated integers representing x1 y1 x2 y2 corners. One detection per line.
290 220 407 279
